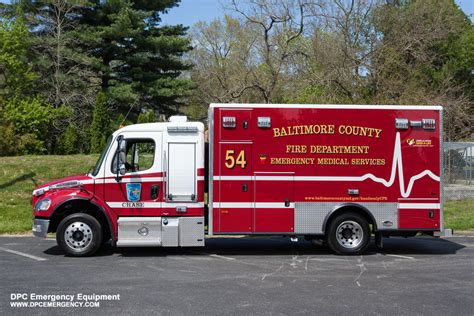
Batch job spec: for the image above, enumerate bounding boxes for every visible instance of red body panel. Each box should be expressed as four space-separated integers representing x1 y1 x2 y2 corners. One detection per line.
399 209 440 229
211 105 442 234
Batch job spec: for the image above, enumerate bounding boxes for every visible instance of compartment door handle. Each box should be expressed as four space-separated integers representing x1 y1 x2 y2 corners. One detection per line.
151 185 160 199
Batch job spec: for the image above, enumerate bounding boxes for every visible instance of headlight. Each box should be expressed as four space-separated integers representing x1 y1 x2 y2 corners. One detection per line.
35 198 52 211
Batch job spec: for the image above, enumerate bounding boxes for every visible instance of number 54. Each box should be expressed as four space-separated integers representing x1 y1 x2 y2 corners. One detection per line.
225 150 247 169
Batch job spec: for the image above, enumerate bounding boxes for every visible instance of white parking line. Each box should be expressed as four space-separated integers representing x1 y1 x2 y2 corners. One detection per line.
385 254 415 260
0 247 47 261
209 254 236 261
190 251 236 261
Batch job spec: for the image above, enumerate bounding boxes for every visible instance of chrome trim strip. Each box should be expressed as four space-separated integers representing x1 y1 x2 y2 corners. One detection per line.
208 106 214 236
439 107 444 231
210 103 443 110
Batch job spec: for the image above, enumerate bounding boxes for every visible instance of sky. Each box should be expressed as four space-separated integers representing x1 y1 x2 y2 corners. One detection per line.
161 0 474 26
0 0 472 25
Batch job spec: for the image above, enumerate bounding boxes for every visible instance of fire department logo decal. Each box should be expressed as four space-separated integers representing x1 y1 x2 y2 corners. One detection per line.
126 183 141 202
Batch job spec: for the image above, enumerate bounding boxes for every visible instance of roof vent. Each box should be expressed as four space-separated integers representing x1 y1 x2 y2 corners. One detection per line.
169 116 188 123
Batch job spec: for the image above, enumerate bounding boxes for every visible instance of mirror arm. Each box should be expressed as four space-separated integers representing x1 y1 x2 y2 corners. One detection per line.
115 135 124 182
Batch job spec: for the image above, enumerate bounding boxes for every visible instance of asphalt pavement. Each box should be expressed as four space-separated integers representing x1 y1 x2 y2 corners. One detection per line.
0 235 473 315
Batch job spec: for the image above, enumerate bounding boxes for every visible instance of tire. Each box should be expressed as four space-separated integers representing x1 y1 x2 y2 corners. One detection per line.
56 213 103 257
326 212 370 255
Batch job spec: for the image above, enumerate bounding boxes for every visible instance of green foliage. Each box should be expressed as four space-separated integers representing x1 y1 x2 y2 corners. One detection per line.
0 122 17 156
0 97 69 155
137 110 156 124
90 91 111 154
5 97 55 135
0 13 35 97
0 1 192 156
57 125 80 155
79 0 193 116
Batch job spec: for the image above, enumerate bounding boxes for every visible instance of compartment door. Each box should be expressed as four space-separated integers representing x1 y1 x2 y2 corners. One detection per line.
218 143 253 232
254 172 294 233
167 143 196 202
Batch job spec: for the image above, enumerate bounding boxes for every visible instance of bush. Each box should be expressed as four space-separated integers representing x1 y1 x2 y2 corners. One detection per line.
90 91 111 153
0 97 68 155
57 124 79 155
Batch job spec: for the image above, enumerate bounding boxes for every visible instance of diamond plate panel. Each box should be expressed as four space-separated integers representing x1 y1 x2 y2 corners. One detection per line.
179 217 205 247
294 202 398 234
294 202 330 234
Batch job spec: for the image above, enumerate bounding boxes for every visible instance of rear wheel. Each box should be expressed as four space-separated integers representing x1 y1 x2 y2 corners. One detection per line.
56 213 102 257
326 212 370 255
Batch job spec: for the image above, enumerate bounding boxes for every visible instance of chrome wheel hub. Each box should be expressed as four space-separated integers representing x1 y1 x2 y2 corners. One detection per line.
64 221 93 252
336 220 363 249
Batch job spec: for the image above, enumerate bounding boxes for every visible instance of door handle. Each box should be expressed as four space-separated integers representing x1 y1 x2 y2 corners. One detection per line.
151 185 160 199
285 198 290 207
242 184 248 192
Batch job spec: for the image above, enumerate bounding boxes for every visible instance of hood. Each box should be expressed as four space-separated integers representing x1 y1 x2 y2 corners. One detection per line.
33 174 92 194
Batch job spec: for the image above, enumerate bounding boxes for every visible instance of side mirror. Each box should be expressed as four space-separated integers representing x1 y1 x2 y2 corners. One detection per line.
119 138 126 152
115 136 126 181
119 163 126 175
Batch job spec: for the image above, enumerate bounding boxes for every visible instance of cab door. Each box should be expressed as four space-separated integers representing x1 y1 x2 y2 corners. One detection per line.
218 142 253 232
103 132 163 216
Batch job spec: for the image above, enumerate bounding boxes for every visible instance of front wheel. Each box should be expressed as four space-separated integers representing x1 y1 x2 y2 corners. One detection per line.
326 212 370 255
56 213 103 257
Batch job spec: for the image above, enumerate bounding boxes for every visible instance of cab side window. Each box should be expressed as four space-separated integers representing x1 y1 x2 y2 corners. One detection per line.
112 139 155 173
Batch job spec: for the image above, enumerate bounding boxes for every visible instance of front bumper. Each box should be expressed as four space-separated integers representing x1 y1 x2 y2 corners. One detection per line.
32 219 50 238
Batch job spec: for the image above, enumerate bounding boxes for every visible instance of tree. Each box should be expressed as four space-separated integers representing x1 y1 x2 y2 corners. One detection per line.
372 0 474 140
0 12 69 155
0 12 36 98
189 16 260 105
90 91 111 153
137 110 156 124
230 0 312 103
15 0 101 153
79 0 194 118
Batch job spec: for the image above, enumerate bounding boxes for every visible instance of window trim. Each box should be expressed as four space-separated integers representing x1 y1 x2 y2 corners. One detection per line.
110 138 156 175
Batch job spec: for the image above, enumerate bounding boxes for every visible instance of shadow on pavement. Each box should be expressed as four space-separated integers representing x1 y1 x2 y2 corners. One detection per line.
42 236 466 258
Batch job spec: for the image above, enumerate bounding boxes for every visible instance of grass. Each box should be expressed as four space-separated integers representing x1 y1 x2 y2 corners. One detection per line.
0 155 473 233
444 199 474 231
0 155 98 234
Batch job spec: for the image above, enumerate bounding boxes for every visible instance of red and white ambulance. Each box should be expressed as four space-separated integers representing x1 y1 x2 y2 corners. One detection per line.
32 104 443 256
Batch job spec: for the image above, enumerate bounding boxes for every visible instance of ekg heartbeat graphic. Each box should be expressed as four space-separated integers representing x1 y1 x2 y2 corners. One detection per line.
318 132 440 198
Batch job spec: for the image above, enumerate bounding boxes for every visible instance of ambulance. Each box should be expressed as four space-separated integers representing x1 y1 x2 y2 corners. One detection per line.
32 104 443 256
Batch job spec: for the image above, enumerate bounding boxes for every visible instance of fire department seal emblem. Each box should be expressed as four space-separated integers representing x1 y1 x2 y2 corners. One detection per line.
126 183 141 202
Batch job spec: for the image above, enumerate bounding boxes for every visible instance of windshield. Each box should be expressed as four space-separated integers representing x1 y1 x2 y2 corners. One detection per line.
91 135 113 177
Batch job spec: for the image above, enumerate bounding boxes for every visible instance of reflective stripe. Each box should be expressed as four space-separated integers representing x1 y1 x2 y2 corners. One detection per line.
107 202 204 208
214 176 252 181
103 177 163 183
214 202 295 208
398 203 440 209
